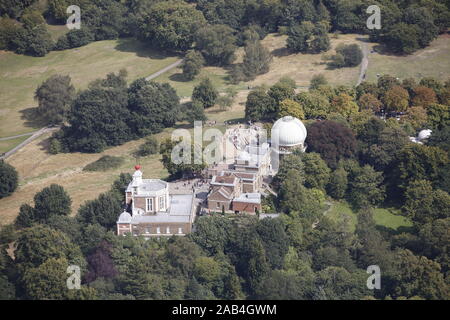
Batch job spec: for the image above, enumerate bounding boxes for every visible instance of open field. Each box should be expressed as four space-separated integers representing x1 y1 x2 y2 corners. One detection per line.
0 135 30 154
0 38 180 139
326 200 412 233
365 34 450 82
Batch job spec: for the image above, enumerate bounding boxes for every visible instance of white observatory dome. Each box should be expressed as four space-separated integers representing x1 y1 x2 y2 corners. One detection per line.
271 116 307 147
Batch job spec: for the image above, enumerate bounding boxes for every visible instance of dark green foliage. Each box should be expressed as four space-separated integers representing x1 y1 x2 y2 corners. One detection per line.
15 204 35 229
182 50 205 80
185 101 207 125
34 74 75 125
136 136 159 157
194 24 237 66
327 167 348 200
61 74 132 153
83 156 124 172
329 43 363 68
77 192 123 230
0 160 18 199
309 74 328 90
245 87 276 121
55 29 95 50
137 0 206 51
287 21 330 54
33 184 72 223
239 39 272 81
299 152 331 191
192 78 218 108
256 218 289 269
128 78 181 136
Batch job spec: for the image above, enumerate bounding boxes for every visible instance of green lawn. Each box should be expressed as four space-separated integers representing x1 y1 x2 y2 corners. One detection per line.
0 38 180 140
0 135 30 154
326 200 412 233
366 34 450 83
154 66 234 98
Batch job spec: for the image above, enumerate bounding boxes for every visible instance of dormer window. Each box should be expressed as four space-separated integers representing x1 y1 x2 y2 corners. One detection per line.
133 186 138 195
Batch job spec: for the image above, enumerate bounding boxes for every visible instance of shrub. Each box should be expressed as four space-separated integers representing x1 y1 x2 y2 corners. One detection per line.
83 156 124 172
136 136 159 157
0 160 18 199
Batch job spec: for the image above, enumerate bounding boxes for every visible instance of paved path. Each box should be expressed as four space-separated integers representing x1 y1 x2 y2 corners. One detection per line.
0 127 59 160
356 41 369 86
0 131 38 141
145 59 184 81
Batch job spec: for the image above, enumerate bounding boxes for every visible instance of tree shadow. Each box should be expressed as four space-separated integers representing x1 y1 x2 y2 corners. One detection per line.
114 38 180 60
271 47 291 57
37 136 52 154
169 72 189 82
19 107 48 130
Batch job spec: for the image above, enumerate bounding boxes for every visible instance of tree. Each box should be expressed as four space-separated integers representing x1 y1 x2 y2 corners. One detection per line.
403 180 450 225
268 81 295 106
185 101 207 125
280 172 325 222
286 21 313 53
327 166 348 200
331 93 359 118
358 93 382 113
412 86 438 108
255 269 315 300
277 99 305 120
245 87 276 121
182 50 205 80
61 75 132 153
385 249 449 300
128 78 180 137
15 224 85 272
333 43 363 67
309 74 327 90
194 24 237 66
272 154 304 191
393 144 448 191
296 91 330 119
315 267 370 300
33 184 72 223
77 192 122 230
84 241 118 283
190 215 233 255
306 121 357 169
256 218 289 269
383 85 410 113
136 136 159 157
240 39 272 80
34 74 75 125
404 106 428 130
0 160 18 199
300 152 331 191
137 0 206 51
348 165 385 209
192 78 218 108
383 23 420 54
427 104 449 130
15 203 35 229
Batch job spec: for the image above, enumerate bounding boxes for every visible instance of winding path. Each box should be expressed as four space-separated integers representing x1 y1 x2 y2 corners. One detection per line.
356 41 370 86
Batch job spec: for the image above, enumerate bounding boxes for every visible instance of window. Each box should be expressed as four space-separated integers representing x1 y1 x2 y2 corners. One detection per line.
216 202 220 209
133 186 138 195
159 196 165 210
178 228 182 234
145 228 150 234
156 227 160 234
146 198 153 212
166 227 170 234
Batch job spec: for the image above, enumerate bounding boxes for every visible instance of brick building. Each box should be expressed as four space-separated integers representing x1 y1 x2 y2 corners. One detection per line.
116 166 195 237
